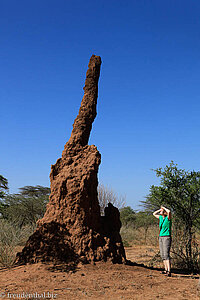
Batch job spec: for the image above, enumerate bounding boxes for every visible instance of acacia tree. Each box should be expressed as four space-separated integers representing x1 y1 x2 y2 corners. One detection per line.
0 175 8 199
0 175 9 217
142 161 200 271
2 185 50 227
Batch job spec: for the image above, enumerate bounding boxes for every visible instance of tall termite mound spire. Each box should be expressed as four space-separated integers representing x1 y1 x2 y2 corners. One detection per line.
16 55 126 265
68 55 101 147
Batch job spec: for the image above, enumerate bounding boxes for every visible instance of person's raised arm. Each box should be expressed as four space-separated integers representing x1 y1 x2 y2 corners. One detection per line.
161 206 171 220
153 208 162 219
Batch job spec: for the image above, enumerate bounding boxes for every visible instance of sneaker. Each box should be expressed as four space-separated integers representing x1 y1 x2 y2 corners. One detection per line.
167 271 171 277
161 270 167 274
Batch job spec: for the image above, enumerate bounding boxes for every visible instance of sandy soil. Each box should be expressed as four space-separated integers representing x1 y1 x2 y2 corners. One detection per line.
0 246 199 300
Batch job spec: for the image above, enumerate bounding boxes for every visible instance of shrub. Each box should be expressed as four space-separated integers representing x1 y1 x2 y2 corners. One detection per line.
0 220 35 267
171 224 200 272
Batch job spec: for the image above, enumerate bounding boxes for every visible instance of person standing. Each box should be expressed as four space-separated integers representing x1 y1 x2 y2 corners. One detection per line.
153 205 172 277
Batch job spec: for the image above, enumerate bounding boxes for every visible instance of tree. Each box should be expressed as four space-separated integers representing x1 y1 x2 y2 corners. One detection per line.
1 185 50 227
120 206 136 226
142 161 200 271
134 211 157 244
98 183 126 215
0 175 8 199
0 175 9 217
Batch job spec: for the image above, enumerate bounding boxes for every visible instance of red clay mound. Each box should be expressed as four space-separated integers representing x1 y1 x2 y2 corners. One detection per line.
16 55 126 265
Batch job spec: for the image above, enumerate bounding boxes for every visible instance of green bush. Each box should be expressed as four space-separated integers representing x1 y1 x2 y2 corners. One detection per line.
171 224 200 272
120 206 136 226
1 185 50 227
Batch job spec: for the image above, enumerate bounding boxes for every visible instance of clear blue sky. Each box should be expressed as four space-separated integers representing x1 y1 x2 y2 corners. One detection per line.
1 1 200 210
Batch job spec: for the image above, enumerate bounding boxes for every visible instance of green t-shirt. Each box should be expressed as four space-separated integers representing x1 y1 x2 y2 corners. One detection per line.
159 215 172 236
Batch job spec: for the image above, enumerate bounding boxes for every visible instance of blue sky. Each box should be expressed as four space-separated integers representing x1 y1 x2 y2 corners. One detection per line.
1 0 200 210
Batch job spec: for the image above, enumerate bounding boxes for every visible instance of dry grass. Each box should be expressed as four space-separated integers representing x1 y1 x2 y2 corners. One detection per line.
120 225 159 247
0 220 35 267
121 225 200 271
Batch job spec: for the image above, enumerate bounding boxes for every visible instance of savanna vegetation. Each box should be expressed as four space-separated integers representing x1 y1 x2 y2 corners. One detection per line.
120 161 200 272
0 162 200 272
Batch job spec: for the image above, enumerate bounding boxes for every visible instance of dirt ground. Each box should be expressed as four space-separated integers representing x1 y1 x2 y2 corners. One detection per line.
0 246 199 300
